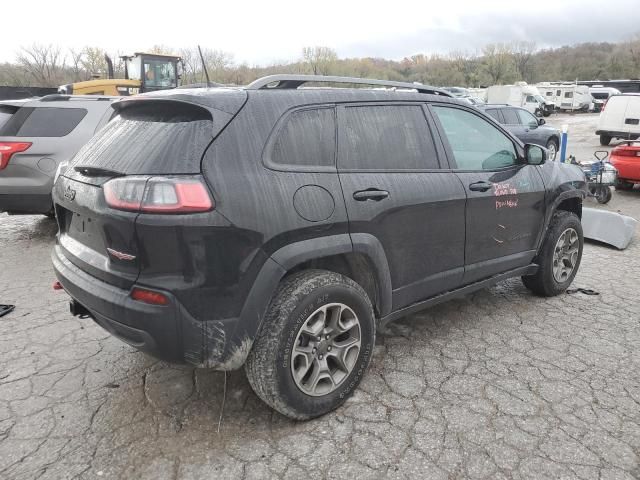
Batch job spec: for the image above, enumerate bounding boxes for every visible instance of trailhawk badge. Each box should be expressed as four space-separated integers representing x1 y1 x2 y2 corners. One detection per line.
63 186 76 201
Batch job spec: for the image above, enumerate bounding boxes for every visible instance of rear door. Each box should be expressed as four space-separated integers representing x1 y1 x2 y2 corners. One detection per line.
500 108 530 142
623 96 640 135
337 103 466 310
430 104 546 284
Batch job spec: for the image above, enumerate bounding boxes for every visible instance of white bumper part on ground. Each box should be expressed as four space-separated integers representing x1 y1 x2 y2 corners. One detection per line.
582 207 638 250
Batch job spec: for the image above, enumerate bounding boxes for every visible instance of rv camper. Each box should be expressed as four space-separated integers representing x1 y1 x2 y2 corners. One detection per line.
485 83 553 116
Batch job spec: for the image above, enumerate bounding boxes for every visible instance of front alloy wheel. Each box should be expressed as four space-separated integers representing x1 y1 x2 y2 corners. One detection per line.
552 228 580 283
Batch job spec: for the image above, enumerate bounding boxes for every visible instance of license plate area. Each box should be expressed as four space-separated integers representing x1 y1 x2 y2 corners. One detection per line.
624 118 639 125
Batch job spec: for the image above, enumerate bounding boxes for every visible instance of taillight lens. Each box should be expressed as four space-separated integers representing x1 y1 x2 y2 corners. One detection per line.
0 142 31 170
601 99 608 111
103 175 213 213
612 147 640 158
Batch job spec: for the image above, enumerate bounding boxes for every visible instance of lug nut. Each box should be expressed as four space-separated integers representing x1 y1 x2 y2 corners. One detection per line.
325 334 330 340
319 354 324 360
312 348 317 354
327 346 332 351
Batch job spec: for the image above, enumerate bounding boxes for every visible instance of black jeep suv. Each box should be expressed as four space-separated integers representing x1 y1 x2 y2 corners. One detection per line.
52 75 587 419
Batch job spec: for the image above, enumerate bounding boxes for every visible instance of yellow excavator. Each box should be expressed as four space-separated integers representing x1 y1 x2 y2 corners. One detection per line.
58 52 181 96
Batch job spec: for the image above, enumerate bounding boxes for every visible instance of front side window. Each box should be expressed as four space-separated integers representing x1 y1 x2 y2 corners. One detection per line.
271 108 335 168
341 105 439 170
501 108 520 125
516 109 538 128
485 109 502 122
433 106 517 171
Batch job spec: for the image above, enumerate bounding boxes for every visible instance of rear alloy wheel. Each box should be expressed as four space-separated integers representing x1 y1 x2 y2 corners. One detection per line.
245 270 375 420
546 139 558 161
522 211 583 296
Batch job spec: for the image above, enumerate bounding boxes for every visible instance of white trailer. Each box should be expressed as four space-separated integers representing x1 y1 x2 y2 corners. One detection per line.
485 83 551 116
535 83 594 112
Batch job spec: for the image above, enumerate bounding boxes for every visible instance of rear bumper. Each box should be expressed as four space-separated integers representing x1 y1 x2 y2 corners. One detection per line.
52 244 246 368
0 193 52 214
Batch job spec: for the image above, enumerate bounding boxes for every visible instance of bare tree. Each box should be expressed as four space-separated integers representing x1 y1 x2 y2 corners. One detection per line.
482 43 515 84
68 48 85 82
302 46 338 75
81 47 108 78
16 44 66 87
512 40 537 82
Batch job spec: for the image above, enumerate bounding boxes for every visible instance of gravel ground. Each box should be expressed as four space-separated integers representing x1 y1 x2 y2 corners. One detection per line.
0 113 639 479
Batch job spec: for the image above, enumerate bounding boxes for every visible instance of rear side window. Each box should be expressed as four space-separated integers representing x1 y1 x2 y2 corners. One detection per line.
0 107 87 137
271 108 335 168
69 101 213 175
0 106 18 130
565 92 573 98
341 105 439 170
501 109 520 124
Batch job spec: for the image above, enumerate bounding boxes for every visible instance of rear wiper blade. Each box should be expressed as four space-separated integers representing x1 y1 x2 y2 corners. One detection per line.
74 166 124 178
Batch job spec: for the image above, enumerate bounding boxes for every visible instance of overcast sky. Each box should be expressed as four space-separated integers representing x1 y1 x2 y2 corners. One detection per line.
2 0 639 64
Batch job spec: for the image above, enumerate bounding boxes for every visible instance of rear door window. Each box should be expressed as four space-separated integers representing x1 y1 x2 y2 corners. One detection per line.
69 101 213 175
0 107 87 137
433 106 517 171
501 108 520 125
270 108 335 169
340 105 439 170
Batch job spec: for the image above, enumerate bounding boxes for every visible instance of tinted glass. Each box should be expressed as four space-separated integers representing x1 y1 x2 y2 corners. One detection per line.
501 108 520 124
272 108 335 168
0 106 17 130
591 92 608 100
342 105 438 170
0 107 86 137
433 106 517 171
69 101 213 175
516 109 538 127
564 92 573 98
486 109 502 122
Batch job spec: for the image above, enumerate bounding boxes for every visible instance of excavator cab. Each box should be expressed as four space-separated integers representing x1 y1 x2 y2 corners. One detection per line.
122 53 181 94
58 52 181 96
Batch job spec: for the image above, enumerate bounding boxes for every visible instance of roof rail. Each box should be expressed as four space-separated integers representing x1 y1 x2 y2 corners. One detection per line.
40 94 113 102
246 75 452 97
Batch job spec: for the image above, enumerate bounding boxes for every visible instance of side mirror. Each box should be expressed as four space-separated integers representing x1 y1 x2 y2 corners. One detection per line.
525 144 546 165
538 118 546 126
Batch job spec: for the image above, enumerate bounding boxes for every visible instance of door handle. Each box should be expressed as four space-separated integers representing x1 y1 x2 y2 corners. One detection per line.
353 189 389 201
468 181 493 192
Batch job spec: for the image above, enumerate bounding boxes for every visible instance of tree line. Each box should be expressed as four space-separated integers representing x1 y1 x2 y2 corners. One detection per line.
1 37 639 89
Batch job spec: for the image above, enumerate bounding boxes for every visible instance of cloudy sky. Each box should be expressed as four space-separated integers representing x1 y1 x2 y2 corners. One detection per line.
2 0 639 64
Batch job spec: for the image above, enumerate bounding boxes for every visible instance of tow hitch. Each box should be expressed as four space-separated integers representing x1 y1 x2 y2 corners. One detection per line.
69 300 91 319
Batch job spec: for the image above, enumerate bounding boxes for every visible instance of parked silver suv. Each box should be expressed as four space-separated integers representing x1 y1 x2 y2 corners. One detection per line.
0 95 118 215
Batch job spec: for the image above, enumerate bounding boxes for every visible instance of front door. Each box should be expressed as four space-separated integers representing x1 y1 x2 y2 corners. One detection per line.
337 103 467 311
430 104 547 284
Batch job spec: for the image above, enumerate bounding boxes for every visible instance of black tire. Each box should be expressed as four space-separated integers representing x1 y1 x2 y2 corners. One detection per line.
615 180 634 191
522 211 583 297
599 134 612 146
245 269 375 420
595 186 613 204
546 138 559 161
543 111 551 117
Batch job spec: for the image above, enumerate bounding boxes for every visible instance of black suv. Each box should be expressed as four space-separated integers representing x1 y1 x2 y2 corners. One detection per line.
52 75 587 419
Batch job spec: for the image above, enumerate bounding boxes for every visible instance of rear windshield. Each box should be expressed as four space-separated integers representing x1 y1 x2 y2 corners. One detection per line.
69 101 213 175
0 107 87 137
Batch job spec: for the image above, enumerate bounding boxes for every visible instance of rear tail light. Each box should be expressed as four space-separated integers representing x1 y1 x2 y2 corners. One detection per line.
0 142 31 170
612 147 640 158
104 175 213 213
601 99 608 112
131 287 169 305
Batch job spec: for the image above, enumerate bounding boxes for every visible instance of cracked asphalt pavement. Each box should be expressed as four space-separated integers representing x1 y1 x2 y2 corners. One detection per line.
1 116 639 479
